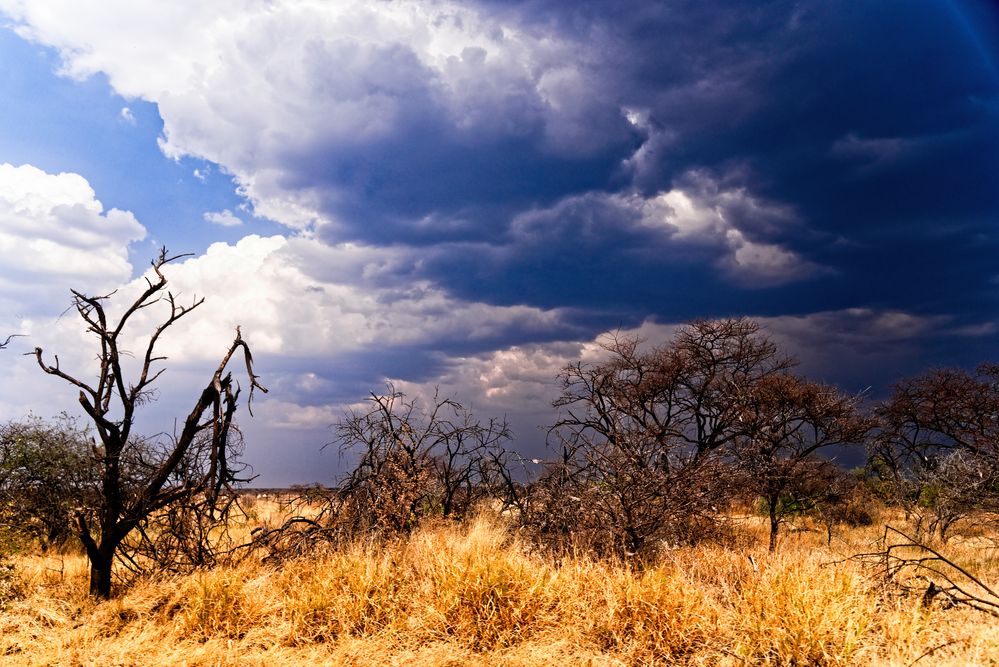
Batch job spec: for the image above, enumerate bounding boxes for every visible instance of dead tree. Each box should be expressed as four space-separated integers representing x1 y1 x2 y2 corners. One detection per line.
855 525 999 617
33 248 266 598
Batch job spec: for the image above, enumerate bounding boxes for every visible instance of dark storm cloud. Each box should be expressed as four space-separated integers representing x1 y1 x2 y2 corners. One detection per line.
299 0 998 334
308 135 631 246
25 0 990 334
409 177 819 318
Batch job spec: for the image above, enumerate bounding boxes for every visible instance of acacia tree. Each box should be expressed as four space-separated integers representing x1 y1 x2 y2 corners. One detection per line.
0 415 97 551
33 249 266 598
871 364 999 540
733 374 871 551
538 319 792 556
670 319 796 458
874 365 999 466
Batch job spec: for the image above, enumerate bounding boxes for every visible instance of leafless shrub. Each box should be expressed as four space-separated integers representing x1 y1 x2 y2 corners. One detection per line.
332 385 513 534
117 429 254 575
251 386 513 561
913 451 999 543
245 488 344 563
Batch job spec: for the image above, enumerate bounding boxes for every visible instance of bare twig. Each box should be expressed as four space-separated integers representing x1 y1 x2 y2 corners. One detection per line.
906 638 969 667
0 333 22 349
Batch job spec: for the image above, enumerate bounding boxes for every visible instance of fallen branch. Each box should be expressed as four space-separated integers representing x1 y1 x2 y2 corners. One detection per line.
854 525 999 617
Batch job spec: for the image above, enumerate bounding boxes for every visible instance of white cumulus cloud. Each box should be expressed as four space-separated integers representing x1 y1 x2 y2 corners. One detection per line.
0 162 145 310
0 0 612 231
0 163 147 422
203 209 243 227
132 235 570 362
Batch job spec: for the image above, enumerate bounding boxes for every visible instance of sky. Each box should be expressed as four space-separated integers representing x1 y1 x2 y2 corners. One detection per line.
0 0 997 486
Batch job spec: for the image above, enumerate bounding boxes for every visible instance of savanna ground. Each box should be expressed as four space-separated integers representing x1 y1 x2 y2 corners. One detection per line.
3 497 999 667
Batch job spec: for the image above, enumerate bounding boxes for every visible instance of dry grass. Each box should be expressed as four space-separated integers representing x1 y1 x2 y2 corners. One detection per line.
3 511 999 666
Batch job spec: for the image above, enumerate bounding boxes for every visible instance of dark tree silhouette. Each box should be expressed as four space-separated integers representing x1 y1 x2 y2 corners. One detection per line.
33 249 266 598
874 365 999 467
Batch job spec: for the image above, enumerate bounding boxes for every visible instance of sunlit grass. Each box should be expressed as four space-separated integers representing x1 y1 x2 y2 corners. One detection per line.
3 508 999 666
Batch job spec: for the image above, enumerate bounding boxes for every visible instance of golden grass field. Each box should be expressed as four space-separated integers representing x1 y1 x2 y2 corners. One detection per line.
3 501 999 666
